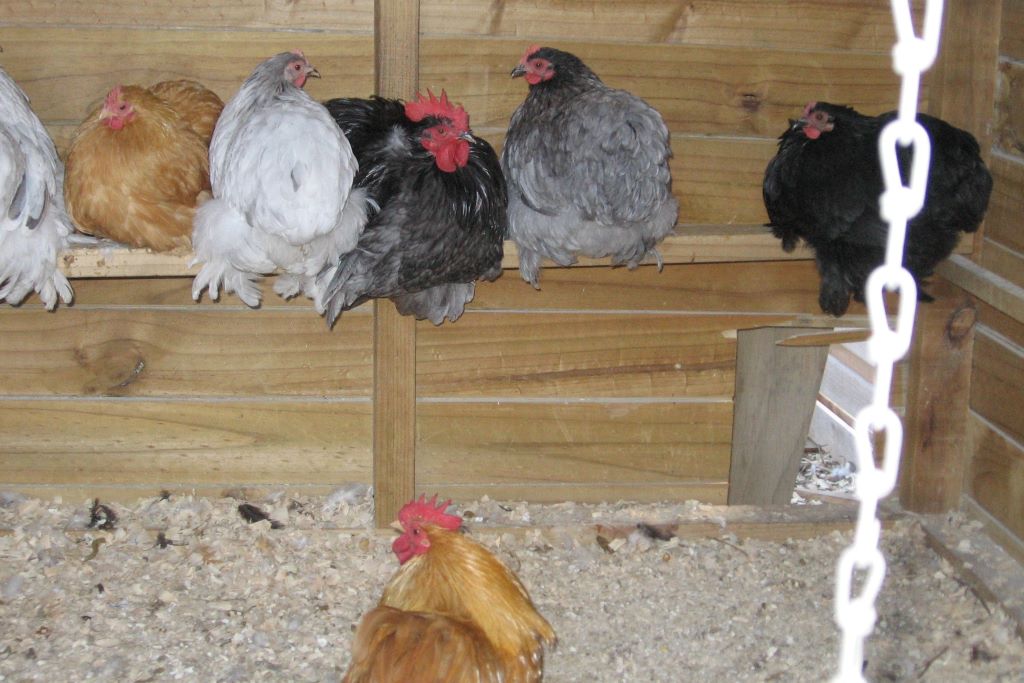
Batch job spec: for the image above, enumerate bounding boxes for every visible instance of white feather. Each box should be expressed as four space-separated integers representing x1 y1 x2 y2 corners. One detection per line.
192 52 365 307
0 67 74 310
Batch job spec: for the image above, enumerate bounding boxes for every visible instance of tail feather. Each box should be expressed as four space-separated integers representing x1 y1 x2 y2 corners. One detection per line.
318 247 378 325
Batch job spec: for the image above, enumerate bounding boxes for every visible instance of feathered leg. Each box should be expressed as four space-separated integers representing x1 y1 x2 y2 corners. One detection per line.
190 198 274 307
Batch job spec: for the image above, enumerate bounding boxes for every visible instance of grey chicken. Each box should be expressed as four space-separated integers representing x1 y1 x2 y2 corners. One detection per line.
502 45 678 287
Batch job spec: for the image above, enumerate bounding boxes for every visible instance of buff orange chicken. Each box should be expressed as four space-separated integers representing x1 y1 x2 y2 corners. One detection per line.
64 80 223 251
343 495 556 683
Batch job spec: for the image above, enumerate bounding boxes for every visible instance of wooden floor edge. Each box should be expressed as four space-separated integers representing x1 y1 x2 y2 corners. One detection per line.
919 513 1024 641
0 502 881 542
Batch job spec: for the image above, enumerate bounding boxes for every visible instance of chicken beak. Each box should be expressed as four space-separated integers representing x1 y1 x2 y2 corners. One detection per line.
389 521 404 533
459 131 475 143
306 66 321 79
510 64 527 78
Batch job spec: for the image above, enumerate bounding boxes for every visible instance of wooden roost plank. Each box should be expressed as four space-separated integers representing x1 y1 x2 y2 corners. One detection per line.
58 227 815 279
372 0 419 528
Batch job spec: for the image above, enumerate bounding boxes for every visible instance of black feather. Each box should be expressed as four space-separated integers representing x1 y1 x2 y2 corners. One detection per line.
237 503 283 529
763 102 992 316
88 499 117 531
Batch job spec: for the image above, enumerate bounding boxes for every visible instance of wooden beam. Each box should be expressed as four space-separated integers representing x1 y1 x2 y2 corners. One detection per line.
58 226 818 279
937 255 1024 324
372 0 419 527
728 327 831 505
920 512 1024 639
899 280 977 512
927 0 1002 253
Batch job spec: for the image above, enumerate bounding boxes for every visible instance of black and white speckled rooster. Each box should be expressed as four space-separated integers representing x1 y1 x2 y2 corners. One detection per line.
317 90 506 326
501 45 678 288
763 101 992 316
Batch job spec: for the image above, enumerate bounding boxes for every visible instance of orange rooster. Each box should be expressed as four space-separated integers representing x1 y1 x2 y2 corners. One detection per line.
64 80 223 251
344 495 556 683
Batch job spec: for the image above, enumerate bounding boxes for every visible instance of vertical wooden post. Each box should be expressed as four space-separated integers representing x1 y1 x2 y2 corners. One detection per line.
373 0 419 527
896 0 997 512
899 281 977 512
928 0 1002 255
728 327 831 506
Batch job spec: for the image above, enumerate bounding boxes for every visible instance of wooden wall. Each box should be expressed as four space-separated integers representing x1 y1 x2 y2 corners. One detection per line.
963 0 1024 544
0 1 936 505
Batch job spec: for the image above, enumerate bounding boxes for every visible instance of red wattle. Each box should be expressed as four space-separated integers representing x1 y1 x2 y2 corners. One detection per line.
803 126 821 140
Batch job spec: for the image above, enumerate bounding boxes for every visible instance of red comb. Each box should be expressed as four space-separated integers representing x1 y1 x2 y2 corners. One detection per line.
520 44 543 64
104 85 124 108
398 494 462 530
803 101 817 117
404 89 470 131
290 49 306 59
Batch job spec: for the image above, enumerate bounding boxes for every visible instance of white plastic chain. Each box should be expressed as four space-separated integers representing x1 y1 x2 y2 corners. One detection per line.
832 1 944 681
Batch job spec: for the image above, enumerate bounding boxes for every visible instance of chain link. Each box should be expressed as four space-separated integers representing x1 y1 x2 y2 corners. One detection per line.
831 1 944 681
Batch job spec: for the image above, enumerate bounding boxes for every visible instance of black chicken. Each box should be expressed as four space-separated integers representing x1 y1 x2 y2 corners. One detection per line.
763 101 992 316
317 91 506 326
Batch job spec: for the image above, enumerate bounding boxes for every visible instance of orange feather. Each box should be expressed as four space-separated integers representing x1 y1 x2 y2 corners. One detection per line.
344 509 556 683
64 80 223 251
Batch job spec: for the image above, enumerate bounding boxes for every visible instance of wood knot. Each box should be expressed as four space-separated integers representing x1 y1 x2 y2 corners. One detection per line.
945 301 977 346
740 93 762 113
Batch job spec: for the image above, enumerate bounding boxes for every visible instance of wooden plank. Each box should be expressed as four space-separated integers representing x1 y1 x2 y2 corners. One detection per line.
423 38 914 136
980 239 1024 291
372 0 419 528
971 328 1024 445
936 254 1024 324
6 31 910 138
54 258 838 316
995 59 1024 156
920 512 1024 639
0 400 372 484
962 495 1024 572
0 0 377 31
966 413 1024 551
776 329 870 347
809 400 859 467
58 224 811 280
977 298 1024 345
476 259 845 317
417 401 731 486
0 308 372 398
0 28 375 124
1003 0 1024 61
417 313 763 399
929 0 1002 144
0 0 917 52
728 327 831 505
899 280 977 512
432 482 727 505
928 0 1002 251
985 152 1024 255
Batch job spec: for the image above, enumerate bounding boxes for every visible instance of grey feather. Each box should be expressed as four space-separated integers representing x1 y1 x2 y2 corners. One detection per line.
502 47 678 287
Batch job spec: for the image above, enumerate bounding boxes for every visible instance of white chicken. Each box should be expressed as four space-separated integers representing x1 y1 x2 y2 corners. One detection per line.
191 50 368 307
0 66 74 310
